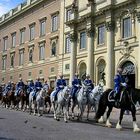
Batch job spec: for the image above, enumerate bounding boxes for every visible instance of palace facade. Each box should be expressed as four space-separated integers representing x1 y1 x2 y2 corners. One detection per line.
1 0 140 88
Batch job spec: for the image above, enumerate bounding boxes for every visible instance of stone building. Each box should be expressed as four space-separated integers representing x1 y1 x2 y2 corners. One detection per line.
0 0 60 88
59 0 140 88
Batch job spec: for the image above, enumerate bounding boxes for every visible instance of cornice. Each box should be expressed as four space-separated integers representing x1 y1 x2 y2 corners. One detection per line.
0 0 46 27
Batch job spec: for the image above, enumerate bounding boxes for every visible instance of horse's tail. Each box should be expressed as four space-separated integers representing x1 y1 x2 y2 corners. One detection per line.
95 89 111 121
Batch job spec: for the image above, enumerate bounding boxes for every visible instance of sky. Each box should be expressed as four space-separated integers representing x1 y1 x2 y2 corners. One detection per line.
0 0 25 16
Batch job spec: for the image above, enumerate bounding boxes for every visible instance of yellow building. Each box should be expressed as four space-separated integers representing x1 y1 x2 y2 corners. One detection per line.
0 0 140 89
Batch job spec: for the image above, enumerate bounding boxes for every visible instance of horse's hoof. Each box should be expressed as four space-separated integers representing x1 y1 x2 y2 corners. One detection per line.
116 124 122 130
65 120 68 123
98 117 104 123
134 128 140 133
57 118 60 121
106 124 112 128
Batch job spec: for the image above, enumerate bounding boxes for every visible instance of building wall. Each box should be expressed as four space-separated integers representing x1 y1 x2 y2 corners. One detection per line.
0 0 60 85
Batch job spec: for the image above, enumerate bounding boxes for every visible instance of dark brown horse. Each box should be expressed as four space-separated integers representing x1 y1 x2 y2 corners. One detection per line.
44 88 53 113
15 88 27 111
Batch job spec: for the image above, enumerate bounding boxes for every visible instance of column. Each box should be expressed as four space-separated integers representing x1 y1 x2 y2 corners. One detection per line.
137 12 140 88
69 32 77 86
106 21 114 88
86 27 94 81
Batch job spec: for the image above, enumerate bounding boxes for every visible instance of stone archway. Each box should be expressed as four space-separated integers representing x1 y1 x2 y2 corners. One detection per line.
79 62 87 81
121 61 135 88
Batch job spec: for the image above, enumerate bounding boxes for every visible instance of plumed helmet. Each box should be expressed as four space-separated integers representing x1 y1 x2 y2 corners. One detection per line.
86 74 90 78
117 68 123 73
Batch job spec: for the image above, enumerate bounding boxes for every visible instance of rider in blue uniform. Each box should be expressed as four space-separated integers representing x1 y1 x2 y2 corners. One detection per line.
114 68 127 100
3 81 12 96
53 74 66 101
27 80 34 94
34 77 42 97
71 73 82 101
83 74 94 94
15 78 25 96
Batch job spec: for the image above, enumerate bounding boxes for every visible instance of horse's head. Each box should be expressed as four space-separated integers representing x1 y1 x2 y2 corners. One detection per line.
63 86 71 99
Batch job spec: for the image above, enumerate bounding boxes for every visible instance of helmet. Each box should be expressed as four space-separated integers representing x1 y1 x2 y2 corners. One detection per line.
59 73 63 78
86 74 90 78
36 77 40 80
117 68 123 73
8 81 11 84
19 78 22 82
75 73 79 76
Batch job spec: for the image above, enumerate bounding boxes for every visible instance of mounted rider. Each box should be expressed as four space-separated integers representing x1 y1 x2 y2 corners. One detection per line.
43 80 49 92
83 74 94 94
15 78 25 96
114 67 127 100
3 81 12 96
52 74 66 101
33 77 42 97
71 73 82 101
27 80 34 94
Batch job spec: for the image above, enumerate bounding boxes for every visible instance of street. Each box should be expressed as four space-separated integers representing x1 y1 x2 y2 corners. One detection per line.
0 108 140 140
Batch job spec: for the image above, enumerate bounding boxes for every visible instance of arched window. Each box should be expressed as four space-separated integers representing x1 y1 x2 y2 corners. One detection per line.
79 62 87 81
97 59 106 83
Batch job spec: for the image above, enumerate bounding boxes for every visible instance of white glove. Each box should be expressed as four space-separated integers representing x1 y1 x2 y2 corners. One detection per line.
121 83 127 87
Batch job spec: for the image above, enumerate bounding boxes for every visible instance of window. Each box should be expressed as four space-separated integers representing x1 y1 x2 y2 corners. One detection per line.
2 57 6 70
52 15 58 32
29 49 33 62
98 25 105 45
20 29 25 44
19 51 24 66
28 72 32 76
39 43 45 60
11 55 14 67
66 9 72 21
3 37 8 51
65 64 70 70
10 76 13 80
29 25 35 41
39 70 43 74
80 31 86 49
51 42 56 56
123 17 132 38
51 67 55 73
11 33 16 47
40 20 46 36
65 35 71 53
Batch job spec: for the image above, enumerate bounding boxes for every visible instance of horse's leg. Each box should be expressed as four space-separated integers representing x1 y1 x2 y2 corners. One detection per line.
105 106 113 127
131 105 140 132
87 104 91 121
37 101 40 117
116 109 125 130
56 104 60 121
71 103 76 119
63 106 68 123
52 103 57 119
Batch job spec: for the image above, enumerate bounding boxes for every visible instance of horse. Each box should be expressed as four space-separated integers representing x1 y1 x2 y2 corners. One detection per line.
36 88 48 116
95 87 140 133
71 84 88 120
86 83 104 120
14 88 26 111
44 88 53 113
50 86 71 122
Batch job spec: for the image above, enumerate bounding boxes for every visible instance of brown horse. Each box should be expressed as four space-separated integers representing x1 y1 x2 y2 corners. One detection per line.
44 88 53 113
15 88 27 111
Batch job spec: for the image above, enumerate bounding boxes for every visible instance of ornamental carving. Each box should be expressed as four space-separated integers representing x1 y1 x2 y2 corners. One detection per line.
71 0 78 13
105 21 115 31
120 41 133 59
86 27 95 37
136 12 140 23
70 32 77 42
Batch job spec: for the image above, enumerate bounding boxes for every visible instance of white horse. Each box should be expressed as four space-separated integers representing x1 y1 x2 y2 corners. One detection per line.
50 86 71 122
71 84 87 120
36 88 48 116
29 89 37 115
86 82 104 120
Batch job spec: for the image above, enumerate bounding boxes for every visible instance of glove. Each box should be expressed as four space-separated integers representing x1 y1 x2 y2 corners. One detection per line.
121 83 127 87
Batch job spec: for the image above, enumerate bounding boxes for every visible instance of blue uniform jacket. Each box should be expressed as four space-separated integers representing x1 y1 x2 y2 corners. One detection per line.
56 79 66 90
114 74 124 92
34 81 42 91
17 81 24 90
83 79 94 89
28 82 34 92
